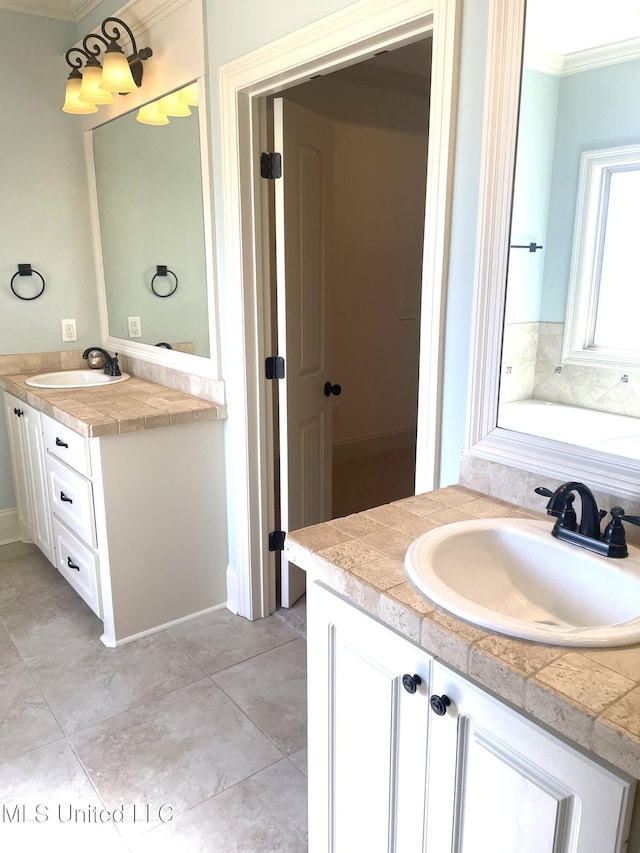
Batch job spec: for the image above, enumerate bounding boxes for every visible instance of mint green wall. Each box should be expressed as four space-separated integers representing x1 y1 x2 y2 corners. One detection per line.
506 69 558 324
540 58 640 321
0 11 102 355
0 10 102 513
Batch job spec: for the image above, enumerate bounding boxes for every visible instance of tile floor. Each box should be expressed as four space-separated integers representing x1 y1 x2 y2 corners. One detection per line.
0 541 308 852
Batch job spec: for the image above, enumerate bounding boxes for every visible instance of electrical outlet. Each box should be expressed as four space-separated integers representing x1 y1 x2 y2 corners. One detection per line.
128 316 142 338
61 319 77 342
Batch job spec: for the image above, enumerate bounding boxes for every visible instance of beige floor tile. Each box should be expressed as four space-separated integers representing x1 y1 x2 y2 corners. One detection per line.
0 622 21 671
168 609 299 674
0 739 128 852
28 632 206 734
131 759 308 853
289 746 308 777
213 638 307 756
0 661 63 760
70 678 282 839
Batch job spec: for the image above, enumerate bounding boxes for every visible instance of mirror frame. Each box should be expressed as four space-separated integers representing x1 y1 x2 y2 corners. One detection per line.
84 76 219 379
465 0 640 501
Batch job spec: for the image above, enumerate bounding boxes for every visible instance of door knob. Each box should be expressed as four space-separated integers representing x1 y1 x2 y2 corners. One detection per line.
324 381 342 397
429 694 451 716
402 673 422 694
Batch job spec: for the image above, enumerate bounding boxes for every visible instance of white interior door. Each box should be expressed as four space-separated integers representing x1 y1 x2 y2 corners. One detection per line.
274 97 334 607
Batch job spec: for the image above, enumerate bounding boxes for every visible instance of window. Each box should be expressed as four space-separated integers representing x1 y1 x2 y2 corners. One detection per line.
563 144 640 368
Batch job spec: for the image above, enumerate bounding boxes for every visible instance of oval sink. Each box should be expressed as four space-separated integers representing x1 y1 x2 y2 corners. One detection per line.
25 370 130 389
404 517 640 647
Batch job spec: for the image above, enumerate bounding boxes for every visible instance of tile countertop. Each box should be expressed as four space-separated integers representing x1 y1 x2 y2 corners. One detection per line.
284 485 640 779
0 373 226 438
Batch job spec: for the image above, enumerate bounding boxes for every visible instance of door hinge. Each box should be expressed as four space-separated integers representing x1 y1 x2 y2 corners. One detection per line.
261 152 282 179
269 530 286 551
265 356 285 379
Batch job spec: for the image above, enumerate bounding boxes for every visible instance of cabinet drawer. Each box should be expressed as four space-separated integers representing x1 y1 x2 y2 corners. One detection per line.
42 414 91 478
53 518 101 618
46 454 96 547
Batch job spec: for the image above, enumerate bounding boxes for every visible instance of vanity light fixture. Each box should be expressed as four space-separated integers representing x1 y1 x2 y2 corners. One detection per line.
63 17 152 114
158 92 191 117
136 101 169 126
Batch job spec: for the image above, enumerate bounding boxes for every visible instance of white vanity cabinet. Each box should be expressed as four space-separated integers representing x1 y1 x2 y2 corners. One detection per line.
43 415 102 618
307 581 433 853
3 389 226 647
4 393 54 563
307 581 635 853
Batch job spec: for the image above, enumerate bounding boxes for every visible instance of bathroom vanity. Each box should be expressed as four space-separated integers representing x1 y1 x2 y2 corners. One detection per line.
285 487 640 852
2 371 227 646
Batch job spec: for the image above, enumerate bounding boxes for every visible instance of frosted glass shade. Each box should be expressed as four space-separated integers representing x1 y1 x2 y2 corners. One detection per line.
100 44 137 93
137 101 169 125
78 62 115 104
63 73 98 114
178 83 199 107
158 92 191 117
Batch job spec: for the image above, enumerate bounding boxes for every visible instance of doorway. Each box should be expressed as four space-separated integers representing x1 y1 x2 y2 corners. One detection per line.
219 0 460 620
272 41 432 607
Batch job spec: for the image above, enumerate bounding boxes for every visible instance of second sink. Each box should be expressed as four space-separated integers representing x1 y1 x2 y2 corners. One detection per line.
404 517 640 647
25 370 130 389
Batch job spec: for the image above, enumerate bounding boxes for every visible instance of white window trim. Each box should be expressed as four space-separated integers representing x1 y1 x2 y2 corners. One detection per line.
562 143 640 369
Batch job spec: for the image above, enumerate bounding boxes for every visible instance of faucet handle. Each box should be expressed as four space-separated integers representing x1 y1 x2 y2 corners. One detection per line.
535 486 554 498
610 506 640 526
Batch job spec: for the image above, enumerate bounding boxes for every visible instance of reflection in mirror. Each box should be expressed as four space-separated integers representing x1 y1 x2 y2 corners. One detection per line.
93 83 210 358
498 0 640 459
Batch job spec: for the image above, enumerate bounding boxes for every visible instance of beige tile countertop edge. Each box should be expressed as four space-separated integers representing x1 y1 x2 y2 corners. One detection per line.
0 373 227 438
284 485 640 780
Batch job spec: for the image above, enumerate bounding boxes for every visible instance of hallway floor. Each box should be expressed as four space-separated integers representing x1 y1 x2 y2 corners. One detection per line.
332 445 416 518
0 541 308 852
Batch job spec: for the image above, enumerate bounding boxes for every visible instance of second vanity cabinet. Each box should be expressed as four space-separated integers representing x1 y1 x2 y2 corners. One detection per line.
4 393 55 563
3 389 226 647
307 581 635 853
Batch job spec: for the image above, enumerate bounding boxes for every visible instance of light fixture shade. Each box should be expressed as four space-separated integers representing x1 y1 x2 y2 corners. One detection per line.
62 72 98 114
178 83 199 107
99 43 137 93
137 101 169 125
78 62 115 104
158 92 191 117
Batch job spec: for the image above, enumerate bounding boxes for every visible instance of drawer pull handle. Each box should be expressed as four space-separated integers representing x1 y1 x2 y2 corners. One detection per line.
429 694 451 716
67 557 80 571
13 408 23 418
55 437 69 448
402 673 422 694
60 491 73 504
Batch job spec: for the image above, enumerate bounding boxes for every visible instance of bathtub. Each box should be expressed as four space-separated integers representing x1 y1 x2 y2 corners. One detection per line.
498 399 640 459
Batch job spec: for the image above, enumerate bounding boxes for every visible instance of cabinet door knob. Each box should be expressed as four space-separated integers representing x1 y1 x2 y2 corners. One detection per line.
67 557 80 571
55 437 69 448
60 491 73 504
429 694 451 716
402 673 422 694
13 408 23 417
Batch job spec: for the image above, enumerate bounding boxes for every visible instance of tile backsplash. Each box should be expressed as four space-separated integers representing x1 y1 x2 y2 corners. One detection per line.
501 322 640 417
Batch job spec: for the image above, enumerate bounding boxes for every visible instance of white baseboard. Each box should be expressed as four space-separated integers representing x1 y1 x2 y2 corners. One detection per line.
100 601 229 648
0 508 22 546
333 427 417 465
225 563 240 615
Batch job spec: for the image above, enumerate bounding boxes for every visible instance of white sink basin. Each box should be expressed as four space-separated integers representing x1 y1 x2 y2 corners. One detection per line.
404 517 640 647
25 370 130 389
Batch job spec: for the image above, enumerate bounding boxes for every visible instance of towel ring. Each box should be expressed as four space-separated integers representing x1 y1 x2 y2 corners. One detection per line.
10 264 46 301
151 265 178 298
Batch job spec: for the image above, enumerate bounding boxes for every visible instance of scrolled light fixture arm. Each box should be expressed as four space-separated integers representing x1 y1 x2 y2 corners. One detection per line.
100 17 153 88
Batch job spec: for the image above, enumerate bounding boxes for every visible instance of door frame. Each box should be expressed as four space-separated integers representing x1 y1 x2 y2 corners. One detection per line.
220 0 461 619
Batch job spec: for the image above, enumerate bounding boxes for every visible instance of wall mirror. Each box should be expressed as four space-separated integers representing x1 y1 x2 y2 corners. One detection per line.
467 0 640 498
91 79 213 366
